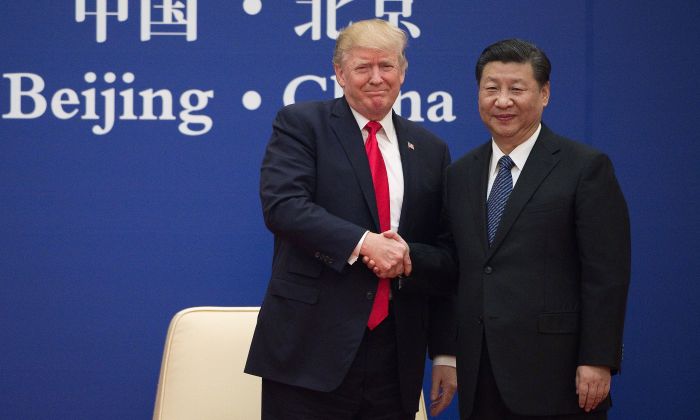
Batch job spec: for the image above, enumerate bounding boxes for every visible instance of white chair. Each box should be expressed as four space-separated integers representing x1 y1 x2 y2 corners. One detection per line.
153 306 428 420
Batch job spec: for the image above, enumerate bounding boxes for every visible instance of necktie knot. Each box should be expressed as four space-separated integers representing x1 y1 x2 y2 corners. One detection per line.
498 155 515 171
365 121 382 137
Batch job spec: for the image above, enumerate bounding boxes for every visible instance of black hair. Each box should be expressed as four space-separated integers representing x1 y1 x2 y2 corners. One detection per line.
475 39 551 87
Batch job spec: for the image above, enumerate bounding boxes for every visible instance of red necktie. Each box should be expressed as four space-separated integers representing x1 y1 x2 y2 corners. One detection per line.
364 121 391 330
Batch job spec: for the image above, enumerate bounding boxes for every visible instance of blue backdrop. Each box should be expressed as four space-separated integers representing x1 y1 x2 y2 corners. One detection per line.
1 1 698 419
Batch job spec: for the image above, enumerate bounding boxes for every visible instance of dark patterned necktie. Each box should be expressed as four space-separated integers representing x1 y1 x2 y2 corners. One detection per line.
487 155 515 246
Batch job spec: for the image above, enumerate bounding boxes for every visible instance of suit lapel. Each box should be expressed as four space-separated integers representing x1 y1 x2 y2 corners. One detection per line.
473 144 492 251
393 115 414 237
330 98 381 232
487 125 561 257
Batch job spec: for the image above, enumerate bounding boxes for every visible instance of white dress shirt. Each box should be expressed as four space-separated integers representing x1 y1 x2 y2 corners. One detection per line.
348 108 403 264
487 124 542 199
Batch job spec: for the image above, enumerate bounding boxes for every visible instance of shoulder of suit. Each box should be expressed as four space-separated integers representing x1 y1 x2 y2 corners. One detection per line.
393 113 447 147
279 98 336 116
540 124 609 161
273 99 340 131
449 140 490 169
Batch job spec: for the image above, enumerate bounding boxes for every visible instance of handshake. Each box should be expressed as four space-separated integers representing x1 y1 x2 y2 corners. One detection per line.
360 231 412 279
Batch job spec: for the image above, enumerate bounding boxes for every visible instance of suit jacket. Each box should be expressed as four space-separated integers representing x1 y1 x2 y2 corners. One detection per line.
445 124 630 417
245 97 456 413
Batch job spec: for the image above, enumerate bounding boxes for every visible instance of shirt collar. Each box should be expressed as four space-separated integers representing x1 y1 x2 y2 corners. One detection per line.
349 107 396 144
490 123 542 173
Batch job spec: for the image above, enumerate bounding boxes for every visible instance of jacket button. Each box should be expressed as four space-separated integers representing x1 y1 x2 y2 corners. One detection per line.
478 316 483 325
484 266 493 274
366 291 375 300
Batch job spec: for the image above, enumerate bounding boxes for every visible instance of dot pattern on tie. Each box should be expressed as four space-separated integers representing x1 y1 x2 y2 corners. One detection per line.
487 155 515 246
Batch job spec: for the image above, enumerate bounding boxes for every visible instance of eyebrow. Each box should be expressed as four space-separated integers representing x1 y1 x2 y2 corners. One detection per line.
484 76 525 83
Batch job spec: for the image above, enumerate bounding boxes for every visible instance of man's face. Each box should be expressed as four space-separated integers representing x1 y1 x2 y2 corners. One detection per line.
334 47 405 121
478 61 550 148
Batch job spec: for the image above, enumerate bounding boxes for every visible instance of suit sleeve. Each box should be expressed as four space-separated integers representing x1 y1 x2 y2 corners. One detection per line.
260 107 366 273
403 142 458 295
425 204 458 359
406 144 458 357
575 153 631 371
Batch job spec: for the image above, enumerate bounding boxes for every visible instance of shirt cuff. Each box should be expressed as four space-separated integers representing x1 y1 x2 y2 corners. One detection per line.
432 355 456 367
347 230 369 265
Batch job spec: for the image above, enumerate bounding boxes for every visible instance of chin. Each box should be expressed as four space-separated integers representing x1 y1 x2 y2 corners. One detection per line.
368 105 389 116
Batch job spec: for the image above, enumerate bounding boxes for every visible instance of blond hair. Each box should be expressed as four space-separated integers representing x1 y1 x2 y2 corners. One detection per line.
333 19 408 70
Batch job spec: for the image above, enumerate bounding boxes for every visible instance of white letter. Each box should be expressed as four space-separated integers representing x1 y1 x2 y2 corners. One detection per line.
119 72 137 120
2 73 47 119
426 91 456 122
394 91 424 122
140 89 175 120
178 89 214 136
81 72 99 120
283 75 326 105
51 88 80 119
92 87 116 135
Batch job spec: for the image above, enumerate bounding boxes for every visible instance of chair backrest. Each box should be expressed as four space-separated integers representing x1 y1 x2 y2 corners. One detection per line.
417 389 428 420
153 306 428 420
153 307 262 420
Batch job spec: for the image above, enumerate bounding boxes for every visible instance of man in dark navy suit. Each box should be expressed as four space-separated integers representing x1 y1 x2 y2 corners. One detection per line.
245 19 457 419
445 39 631 419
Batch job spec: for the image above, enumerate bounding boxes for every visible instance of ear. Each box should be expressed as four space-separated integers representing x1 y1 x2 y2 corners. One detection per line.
541 81 550 107
334 64 346 88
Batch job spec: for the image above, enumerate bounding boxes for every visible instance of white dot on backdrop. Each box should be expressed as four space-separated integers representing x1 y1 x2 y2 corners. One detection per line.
243 0 262 15
242 91 262 110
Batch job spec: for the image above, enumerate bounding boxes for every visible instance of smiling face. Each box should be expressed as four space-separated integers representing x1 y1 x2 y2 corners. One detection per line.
334 46 405 121
478 61 550 152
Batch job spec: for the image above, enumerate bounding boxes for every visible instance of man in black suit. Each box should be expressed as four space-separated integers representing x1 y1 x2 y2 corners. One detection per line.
445 39 630 419
245 19 457 419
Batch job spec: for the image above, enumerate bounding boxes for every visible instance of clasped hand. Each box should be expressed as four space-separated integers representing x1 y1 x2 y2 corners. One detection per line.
360 231 411 278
